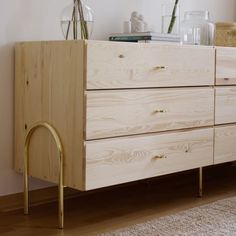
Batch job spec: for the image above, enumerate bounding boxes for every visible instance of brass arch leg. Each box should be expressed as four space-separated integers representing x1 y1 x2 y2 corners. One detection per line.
24 122 64 229
198 167 203 198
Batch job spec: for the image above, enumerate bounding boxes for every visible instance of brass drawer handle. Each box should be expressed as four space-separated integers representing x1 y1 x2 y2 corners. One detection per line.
184 144 190 153
118 54 125 58
153 66 168 71
153 109 167 114
154 155 167 159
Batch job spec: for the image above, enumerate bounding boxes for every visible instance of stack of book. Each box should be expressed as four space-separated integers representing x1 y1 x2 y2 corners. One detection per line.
109 32 180 43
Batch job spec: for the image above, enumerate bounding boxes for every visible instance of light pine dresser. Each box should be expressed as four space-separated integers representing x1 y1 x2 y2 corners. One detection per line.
14 41 236 228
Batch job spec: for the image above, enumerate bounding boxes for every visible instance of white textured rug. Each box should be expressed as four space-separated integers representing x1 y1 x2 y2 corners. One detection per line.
99 197 236 236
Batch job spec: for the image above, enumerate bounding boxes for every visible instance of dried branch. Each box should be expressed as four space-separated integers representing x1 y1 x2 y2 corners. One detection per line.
168 0 179 34
65 0 89 40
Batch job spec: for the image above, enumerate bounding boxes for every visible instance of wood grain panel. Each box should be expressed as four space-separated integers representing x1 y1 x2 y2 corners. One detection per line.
216 47 236 85
86 88 214 140
14 44 26 176
215 125 236 164
14 41 85 191
85 128 214 190
215 86 236 125
87 41 215 89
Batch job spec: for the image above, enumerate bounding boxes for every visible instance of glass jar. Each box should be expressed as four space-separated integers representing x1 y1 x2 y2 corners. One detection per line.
60 0 94 40
162 3 180 35
180 11 215 45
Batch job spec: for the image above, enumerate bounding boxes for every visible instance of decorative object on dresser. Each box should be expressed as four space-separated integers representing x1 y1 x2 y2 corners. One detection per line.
130 11 149 33
109 32 180 43
180 11 215 45
60 0 94 40
162 0 180 34
215 22 236 47
15 40 236 229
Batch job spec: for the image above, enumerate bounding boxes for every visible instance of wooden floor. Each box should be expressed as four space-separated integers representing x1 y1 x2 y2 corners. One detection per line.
0 164 236 236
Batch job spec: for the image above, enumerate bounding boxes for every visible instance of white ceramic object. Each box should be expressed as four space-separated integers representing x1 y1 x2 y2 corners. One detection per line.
130 11 148 33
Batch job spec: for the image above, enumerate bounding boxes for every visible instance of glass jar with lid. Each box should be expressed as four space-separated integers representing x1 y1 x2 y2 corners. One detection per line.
180 11 215 45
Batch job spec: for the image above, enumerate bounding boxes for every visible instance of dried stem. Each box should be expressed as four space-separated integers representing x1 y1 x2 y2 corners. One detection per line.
168 0 179 34
65 0 89 40
66 2 76 40
78 0 88 39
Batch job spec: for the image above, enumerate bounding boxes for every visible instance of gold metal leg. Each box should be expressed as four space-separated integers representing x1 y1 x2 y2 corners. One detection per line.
24 122 64 229
198 167 203 198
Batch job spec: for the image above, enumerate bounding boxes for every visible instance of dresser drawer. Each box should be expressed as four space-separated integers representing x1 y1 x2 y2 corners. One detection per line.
86 41 215 89
215 87 236 124
216 47 236 85
86 88 214 140
214 125 236 164
85 128 214 190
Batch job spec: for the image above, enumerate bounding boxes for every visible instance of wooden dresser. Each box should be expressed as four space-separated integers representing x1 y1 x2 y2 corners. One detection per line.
14 41 236 228
215 47 236 164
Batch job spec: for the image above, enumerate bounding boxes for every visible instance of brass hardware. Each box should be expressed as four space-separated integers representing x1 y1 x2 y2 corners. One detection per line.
154 154 167 159
198 167 203 197
184 144 190 153
153 109 166 114
24 122 64 229
154 66 168 71
118 54 125 58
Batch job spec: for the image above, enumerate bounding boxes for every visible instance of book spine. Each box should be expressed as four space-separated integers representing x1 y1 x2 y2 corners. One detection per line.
109 36 152 41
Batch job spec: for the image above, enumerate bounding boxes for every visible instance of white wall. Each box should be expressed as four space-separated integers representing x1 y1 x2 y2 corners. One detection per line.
0 0 236 196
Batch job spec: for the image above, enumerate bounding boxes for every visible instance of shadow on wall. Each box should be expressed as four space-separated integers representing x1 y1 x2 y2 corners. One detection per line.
0 0 57 195
0 42 53 196
0 42 16 191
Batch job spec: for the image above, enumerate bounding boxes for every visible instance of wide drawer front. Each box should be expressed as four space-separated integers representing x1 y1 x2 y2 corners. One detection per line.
215 87 236 124
85 128 214 190
216 47 236 85
214 125 236 164
86 41 215 89
86 88 214 140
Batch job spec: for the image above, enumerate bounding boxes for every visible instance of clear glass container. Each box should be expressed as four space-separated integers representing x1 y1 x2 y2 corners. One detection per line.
161 3 180 35
180 11 215 45
60 0 94 40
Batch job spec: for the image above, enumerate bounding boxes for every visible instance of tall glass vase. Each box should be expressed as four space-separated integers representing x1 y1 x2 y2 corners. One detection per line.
60 0 94 40
161 3 180 35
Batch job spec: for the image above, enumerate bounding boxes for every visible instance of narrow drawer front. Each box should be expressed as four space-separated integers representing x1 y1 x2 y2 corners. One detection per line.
216 47 236 85
215 125 236 164
87 41 215 89
85 128 214 190
215 87 236 124
86 88 214 140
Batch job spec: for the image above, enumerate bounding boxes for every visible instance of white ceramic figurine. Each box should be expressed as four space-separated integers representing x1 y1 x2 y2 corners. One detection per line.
130 11 148 32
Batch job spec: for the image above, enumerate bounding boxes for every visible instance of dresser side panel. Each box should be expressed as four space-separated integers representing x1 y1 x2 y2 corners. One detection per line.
14 41 85 191
14 44 26 174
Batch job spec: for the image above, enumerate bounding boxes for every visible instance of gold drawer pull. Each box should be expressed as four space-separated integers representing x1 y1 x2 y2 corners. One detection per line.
184 144 190 153
118 54 125 58
154 66 168 71
154 155 167 159
153 109 167 114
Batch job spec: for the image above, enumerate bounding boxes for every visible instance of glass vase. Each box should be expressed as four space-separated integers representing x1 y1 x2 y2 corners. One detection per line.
161 3 180 35
60 0 94 40
180 11 215 45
